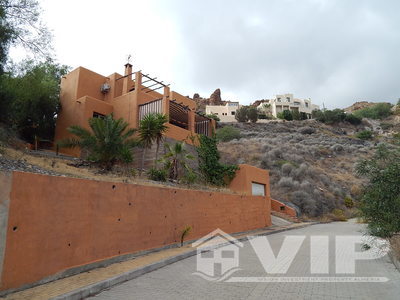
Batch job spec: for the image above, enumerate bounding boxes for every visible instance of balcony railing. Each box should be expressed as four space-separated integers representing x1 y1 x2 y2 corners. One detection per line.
195 113 210 136
138 98 163 121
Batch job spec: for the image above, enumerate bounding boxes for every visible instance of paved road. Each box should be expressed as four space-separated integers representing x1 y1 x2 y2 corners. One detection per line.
91 221 400 299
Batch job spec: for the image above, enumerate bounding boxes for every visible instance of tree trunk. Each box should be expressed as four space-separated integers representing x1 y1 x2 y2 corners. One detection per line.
140 147 146 176
155 141 160 168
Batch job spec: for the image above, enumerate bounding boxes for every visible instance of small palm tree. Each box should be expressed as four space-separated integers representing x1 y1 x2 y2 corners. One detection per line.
57 114 138 170
153 113 168 166
162 142 194 180
138 113 168 173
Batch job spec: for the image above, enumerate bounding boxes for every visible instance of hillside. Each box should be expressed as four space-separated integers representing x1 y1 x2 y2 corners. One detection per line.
218 118 399 217
344 101 380 113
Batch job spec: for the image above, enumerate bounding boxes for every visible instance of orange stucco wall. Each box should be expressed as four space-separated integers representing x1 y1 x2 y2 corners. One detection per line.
0 170 271 292
170 91 196 110
271 199 297 217
229 164 271 197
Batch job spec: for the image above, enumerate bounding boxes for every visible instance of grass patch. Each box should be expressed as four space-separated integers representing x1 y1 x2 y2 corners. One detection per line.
275 160 299 168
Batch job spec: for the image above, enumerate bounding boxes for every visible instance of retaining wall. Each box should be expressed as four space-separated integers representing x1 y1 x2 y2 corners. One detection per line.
0 170 271 292
271 198 297 217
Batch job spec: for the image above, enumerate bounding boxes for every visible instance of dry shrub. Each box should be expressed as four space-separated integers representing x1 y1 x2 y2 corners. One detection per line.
298 126 316 134
318 147 332 156
331 209 347 221
318 215 333 223
281 163 293 176
331 144 344 152
291 190 317 216
350 184 363 198
389 235 400 260
344 208 359 219
278 177 295 188
320 174 331 186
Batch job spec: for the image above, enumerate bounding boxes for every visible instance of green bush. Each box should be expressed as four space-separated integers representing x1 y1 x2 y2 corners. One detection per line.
182 170 197 185
344 196 354 208
206 113 220 122
1 61 70 142
258 114 268 119
300 112 309 120
147 167 167 181
292 110 301 120
277 110 293 121
235 106 249 122
57 114 139 170
345 114 362 125
248 107 258 123
356 144 400 238
356 130 373 140
353 103 392 120
216 126 241 142
197 134 239 186
313 109 346 124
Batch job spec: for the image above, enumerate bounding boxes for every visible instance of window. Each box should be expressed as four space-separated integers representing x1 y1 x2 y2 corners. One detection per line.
93 112 106 119
231 111 235 115
286 97 290 102
305 102 309 107
221 250 235 258
252 182 266 196
201 250 214 258
277 97 281 102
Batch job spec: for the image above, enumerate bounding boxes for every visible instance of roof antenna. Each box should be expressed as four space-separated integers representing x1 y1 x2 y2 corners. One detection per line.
126 54 132 65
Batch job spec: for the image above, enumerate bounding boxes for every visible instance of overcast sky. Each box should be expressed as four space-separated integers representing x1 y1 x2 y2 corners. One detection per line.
11 0 400 108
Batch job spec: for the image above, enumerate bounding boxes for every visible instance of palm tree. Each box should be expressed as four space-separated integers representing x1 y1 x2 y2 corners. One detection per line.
57 114 138 170
153 113 168 166
162 142 194 180
138 113 168 173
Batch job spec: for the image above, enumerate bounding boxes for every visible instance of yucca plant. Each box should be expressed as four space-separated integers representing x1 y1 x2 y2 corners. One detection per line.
57 114 139 170
161 141 194 181
138 113 168 173
180 225 192 246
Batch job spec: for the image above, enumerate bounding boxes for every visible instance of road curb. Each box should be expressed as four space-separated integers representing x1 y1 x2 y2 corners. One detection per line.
51 223 316 300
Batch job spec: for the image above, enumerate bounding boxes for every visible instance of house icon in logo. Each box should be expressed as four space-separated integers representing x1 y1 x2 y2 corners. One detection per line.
192 229 243 281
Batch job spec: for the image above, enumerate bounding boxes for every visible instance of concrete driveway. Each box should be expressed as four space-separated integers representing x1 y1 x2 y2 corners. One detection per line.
91 221 400 299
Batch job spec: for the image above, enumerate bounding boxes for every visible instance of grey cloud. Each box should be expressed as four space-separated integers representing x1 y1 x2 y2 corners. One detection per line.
157 0 400 108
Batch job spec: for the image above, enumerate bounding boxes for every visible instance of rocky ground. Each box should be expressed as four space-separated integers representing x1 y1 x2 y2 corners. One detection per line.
0 153 63 176
218 118 399 217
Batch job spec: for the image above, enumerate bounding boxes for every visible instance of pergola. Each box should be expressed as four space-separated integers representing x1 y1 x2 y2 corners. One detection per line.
169 100 189 130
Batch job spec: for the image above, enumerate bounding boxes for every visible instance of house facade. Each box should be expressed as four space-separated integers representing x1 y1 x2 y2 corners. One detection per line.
257 94 319 119
54 64 215 156
205 102 240 122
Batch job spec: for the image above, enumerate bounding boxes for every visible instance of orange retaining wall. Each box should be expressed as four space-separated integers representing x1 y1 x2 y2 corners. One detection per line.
271 198 297 217
0 171 271 292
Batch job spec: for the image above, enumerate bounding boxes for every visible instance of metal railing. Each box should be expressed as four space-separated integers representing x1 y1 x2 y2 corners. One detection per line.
138 98 163 121
195 120 210 136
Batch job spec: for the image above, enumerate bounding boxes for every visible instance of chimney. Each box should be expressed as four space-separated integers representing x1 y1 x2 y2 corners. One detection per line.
124 63 133 77
122 63 133 94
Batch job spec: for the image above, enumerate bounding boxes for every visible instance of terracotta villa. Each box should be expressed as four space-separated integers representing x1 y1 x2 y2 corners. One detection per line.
54 63 216 156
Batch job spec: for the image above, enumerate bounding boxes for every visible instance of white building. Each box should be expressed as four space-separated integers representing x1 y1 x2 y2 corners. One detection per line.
257 94 319 119
205 102 240 122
